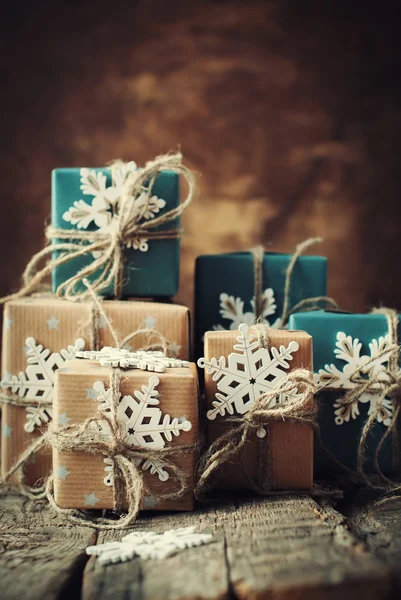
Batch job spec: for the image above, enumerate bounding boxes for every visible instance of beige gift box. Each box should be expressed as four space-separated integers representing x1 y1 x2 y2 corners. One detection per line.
1 297 190 487
53 360 199 511
202 328 314 491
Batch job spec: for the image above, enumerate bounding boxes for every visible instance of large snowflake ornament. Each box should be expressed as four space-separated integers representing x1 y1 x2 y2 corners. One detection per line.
315 331 401 427
89 375 192 483
213 289 282 332
198 323 301 438
77 347 189 372
1 337 85 433
86 526 214 565
62 163 166 252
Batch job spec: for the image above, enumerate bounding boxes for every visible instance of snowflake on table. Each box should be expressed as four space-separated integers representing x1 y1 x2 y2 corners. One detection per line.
90 375 192 483
212 289 282 332
315 331 400 427
198 323 301 438
1 337 85 433
77 347 189 372
62 163 166 252
86 526 214 565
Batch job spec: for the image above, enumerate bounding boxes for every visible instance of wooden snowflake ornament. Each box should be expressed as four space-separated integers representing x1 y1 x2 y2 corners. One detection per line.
76 347 189 372
213 289 282 331
198 323 302 438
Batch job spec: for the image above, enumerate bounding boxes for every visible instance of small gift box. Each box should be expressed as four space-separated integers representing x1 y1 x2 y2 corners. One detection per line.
51 162 180 297
194 251 327 359
0 297 190 488
52 356 199 511
198 324 314 491
288 310 401 475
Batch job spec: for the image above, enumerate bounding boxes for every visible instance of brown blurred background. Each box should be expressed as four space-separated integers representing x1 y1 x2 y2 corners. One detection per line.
0 0 400 312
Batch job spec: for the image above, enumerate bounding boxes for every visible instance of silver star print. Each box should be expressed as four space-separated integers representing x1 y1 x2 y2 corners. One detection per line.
23 345 31 357
56 465 70 480
84 492 100 507
58 413 71 427
144 495 159 509
47 315 60 330
4 317 12 330
86 387 100 400
3 423 13 438
144 315 157 329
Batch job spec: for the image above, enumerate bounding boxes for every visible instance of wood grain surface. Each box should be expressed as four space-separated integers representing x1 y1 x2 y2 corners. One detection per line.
0 0 400 313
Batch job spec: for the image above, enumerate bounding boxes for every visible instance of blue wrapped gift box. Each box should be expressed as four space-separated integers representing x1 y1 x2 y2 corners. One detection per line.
195 252 327 359
289 310 401 475
51 165 180 298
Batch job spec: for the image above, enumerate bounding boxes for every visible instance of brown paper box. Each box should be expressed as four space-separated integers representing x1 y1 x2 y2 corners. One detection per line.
1 297 190 486
53 360 199 511
203 328 314 490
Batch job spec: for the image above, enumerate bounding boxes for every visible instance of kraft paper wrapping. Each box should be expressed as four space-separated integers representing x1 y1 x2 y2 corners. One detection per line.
1 297 190 487
53 360 199 511
203 329 314 490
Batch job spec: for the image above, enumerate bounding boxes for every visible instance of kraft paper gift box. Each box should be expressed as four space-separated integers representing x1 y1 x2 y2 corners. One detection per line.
52 165 180 297
0 297 190 488
194 251 327 359
199 326 314 491
288 310 401 475
52 360 199 511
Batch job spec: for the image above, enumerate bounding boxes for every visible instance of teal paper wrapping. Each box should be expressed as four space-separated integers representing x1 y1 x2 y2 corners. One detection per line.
289 310 400 475
195 252 327 358
51 168 180 298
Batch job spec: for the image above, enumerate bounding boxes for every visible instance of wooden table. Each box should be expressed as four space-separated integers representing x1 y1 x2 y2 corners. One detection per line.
0 489 400 599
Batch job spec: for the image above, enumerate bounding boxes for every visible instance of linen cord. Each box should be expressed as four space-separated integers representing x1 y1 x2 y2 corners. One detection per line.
0 151 195 303
250 237 338 326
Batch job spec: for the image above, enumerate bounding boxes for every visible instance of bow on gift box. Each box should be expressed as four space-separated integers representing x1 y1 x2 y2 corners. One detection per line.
0 152 195 302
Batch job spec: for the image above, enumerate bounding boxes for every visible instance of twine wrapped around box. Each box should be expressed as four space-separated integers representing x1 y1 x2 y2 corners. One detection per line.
0 151 195 303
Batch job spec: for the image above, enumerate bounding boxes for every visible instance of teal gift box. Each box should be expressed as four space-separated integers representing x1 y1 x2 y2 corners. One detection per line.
195 252 327 358
289 310 400 475
51 165 180 297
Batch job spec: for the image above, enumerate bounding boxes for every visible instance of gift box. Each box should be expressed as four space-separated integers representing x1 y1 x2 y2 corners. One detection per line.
288 310 400 474
51 164 180 297
1 297 190 487
195 252 327 359
52 359 199 511
199 325 314 491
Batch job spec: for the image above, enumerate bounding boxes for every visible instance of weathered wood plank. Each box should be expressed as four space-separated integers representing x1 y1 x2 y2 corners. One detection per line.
0 491 95 600
82 495 390 600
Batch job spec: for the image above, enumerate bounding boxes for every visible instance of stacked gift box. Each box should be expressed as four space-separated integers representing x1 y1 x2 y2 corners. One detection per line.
1 152 399 521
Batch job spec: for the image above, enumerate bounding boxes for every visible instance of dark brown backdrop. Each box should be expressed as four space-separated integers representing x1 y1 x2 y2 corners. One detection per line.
1 0 400 312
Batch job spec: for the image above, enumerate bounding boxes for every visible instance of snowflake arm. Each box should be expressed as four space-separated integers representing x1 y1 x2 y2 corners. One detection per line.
24 407 53 433
77 348 189 372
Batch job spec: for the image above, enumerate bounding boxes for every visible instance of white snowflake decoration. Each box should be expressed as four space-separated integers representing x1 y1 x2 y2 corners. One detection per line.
77 347 189 372
198 323 301 438
62 163 166 253
90 375 192 482
1 337 85 433
315 331 401 427
86 526 214 565
212 289 282 332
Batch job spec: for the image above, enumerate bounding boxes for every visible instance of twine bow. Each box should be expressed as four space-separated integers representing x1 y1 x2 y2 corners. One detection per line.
0 152 195 303
195 367 316 499
328 307 401 487
251 237 338 326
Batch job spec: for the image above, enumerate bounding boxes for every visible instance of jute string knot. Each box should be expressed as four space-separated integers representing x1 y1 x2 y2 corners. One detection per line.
0 151 195 304
250 237 338 326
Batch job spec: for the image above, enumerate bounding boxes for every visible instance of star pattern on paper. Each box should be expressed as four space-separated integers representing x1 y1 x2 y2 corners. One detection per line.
56 465 71 480
213 290 282 332
86 526 214 565
86 387 99 400
315 331 401 428
23 345 31 357
46 315 60 330
143 495 159 509
58 412 71 427
4 317 12 330
91 375 192 483
144 315 157 329
198 322 302 438
3 423 13 438
168 341 182 358
77 347 189 372
84 492 100 507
